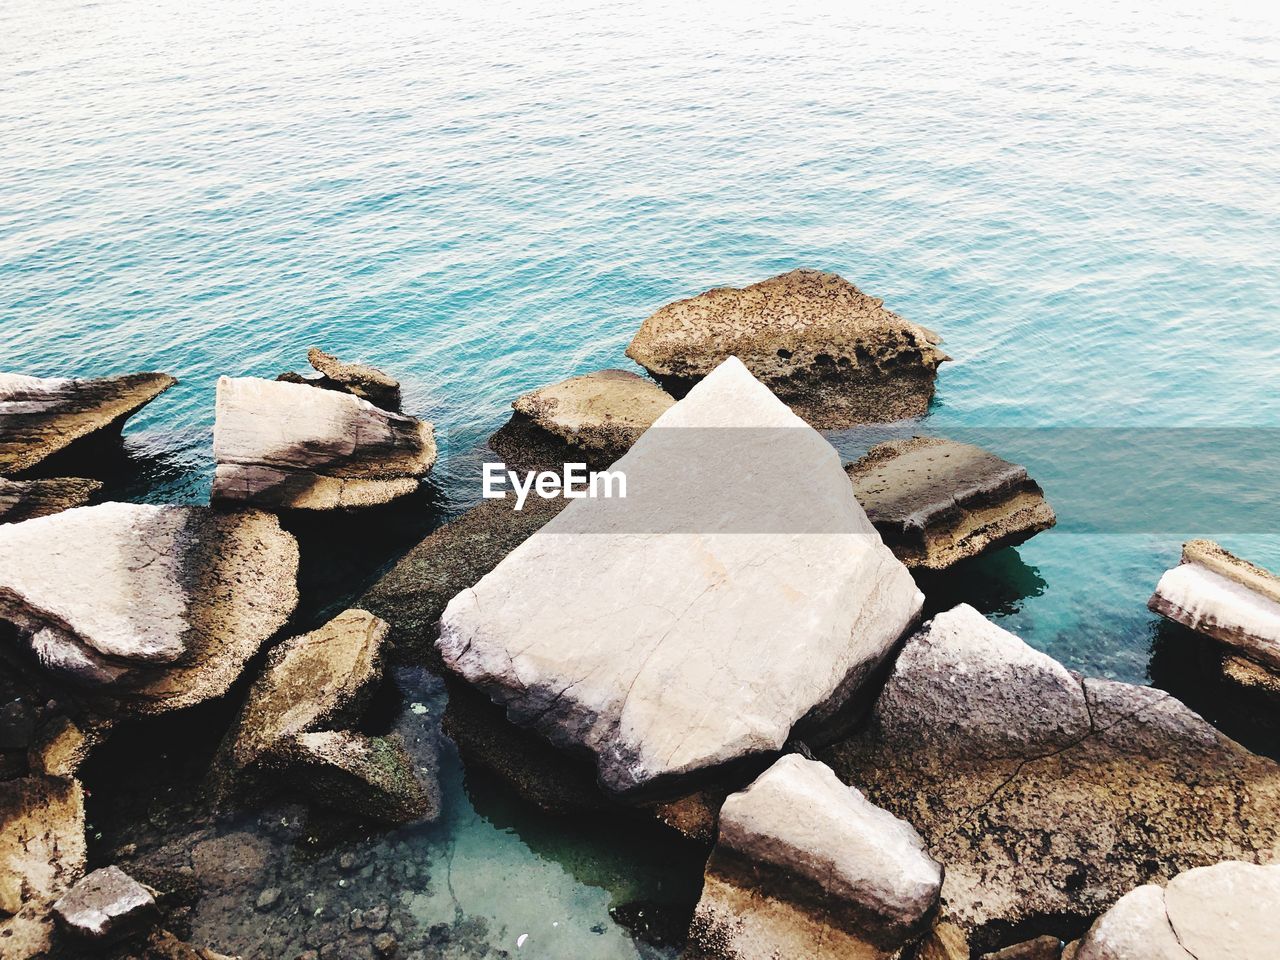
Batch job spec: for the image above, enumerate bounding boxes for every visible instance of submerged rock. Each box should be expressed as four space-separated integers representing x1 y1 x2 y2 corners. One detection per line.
1075 861 1280 960
0 476 102 524
0 503 299 711
625 269 947 428
847 436 1056 570
278 730 437 824
52 865 157 943
212 377 435 509
821 604 1280 951
688 754 941 960
440 357 923 797
278 347 402 411
0 371 176 475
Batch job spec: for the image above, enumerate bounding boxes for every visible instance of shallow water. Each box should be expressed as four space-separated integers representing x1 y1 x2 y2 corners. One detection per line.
4 0 1280 956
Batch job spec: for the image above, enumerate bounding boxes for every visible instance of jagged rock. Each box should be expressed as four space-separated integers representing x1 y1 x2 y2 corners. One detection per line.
28 716 90 778
1075 861 1280 960
0 775 86 916
211 377 435 509
625 270 947 428
489 369 674 469
821 604 1280 949
52 865 157 942
982 937 1064 960
0 477 101 524
134 928 242 960
847 436 1055 569
221 609 387 773
278 348 402 411
277 730 437 824
439 358 923 797
1149 540 1280 672
0 371 176 475
0 503 299 711
688 754 941 960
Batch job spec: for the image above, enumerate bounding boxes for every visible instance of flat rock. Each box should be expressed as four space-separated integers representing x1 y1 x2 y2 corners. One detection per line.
688 754 941 960
211 376 435 509
0 503 299 711
439 357 923 797
0 477 102 524
982 937 1064 960
0 774 86 916
278 347 402 411
820 604 1280 951
847 436 1055 570
1149 540 1280 671
222 609 387 773
0 371 176 475
52 865 157 942
625 270 947 428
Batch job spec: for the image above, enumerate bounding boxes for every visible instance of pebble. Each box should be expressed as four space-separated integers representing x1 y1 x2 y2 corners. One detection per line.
373 932 398 956
255 887 282 912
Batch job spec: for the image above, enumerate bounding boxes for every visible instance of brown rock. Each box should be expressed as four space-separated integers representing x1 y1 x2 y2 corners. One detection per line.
52 865 157 943
0 774 86 915
0 477 101 524
306 347 402 411
982 936 1063 960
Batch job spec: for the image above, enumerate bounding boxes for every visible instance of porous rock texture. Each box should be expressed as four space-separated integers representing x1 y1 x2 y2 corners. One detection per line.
625 270 947 428
211 377 435 510
820 604 1280 952
52 865 157 943
1074 861 1280 960
0 503 299 711
0 371 176 475
439 357 923 797
688 754 941 960
1149 540 1280 672
0 477 101 524
847 436 1056 570
277 347 402 411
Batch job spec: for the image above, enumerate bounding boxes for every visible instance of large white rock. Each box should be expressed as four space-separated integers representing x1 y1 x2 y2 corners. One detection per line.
212 376 436 509
438 357 923 796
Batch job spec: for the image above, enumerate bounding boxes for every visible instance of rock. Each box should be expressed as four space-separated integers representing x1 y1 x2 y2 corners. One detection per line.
372 932 398 956
289 347 403 411
688 754 942 960
221 609 387 773
134 927 243 959
278 730 438 824
254 887 281 912
190 832 271 892
488 369 674 468
1149 540 1280 672
0 701 33 751
52 865 157 942
0 371 176 475
918 922 970 960
0 477 102 524
439 358 923 797
625 269 947 427
982 937 1063 960
1075 861 1280 960
0 503 299 711
28 716 90 777
211 377 435 510
0 774 86 916
846 436 1056 570
821 604 1280 949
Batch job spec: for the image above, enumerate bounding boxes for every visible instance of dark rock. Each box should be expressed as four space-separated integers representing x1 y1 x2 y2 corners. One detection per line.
0 476 102 524
278 347 402 411
981 936 1064 960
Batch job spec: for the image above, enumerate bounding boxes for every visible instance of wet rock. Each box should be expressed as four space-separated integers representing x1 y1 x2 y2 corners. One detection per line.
1149 540 1280 672
373 931 398 956
0 371 176 475
821 604 1280 948
279 730 438 824
132 927 242 959
0 503 299 710
982 937 1064 960
439 358 923 797
253 887 281 912
52 865 157 942
0 476 101 524
688 754 941 960
190 832 271 892
0 774 86 916
222 609 387 774
625 269 947 428
0 700 33 750
28 715 90 777
211 377 435 510
1075 861 1280 960
847 436 1055 570
278 348 402 411
489 369 674 469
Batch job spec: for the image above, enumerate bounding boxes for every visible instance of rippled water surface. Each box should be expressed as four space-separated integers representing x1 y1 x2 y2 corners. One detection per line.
4 0 1280 956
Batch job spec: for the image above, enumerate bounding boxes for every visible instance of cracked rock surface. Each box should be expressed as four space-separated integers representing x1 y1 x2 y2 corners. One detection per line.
625 269 947 428
212 377 435 510
277 347 402 411
0 477 102 524
820 604 1280 948
0 372 176 476
440 357 923 797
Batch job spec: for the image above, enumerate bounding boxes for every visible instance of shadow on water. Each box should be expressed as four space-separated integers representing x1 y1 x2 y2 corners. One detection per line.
914 546 1048 622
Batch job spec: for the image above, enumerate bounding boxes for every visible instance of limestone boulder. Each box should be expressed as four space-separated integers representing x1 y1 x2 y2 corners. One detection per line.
211 377 435 510
847 436 1055 570
0 371 176 475
0 503 299 712
277 730 437 824
0 477 101 524
625 270 947 427
820 604 1280 951
52 865 157 943
0 775 85 916
277 347 402 411
688 754 941 960
439 357 923 797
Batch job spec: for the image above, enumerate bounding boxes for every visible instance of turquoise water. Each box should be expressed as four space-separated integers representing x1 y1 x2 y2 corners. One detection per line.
5 0 1280 954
